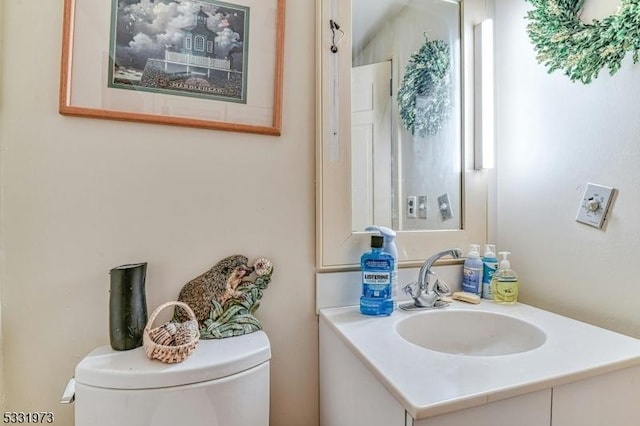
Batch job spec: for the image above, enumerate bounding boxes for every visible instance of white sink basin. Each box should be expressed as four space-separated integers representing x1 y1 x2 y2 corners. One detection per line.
396 310 547 356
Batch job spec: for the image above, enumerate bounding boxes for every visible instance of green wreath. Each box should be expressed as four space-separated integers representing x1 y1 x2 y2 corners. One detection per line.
525 0 640 84
397 37 452 138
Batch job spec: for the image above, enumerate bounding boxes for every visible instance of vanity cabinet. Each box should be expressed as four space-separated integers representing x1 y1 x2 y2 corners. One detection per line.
551 365 640 426
412 390 550 426
320 320 405 426
412 364 640 426
321 319 550 426
320 315 640 426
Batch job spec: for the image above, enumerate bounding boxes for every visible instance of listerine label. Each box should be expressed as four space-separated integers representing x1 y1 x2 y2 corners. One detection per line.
364 259 391 269
363 272 391 285
362 273 391 298
362 258 392 299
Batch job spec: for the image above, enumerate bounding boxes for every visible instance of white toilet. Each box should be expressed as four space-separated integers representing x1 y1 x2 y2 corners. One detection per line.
71 331 270 426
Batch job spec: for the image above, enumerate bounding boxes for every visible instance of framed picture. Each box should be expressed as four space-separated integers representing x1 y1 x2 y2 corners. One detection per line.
59 0 285 135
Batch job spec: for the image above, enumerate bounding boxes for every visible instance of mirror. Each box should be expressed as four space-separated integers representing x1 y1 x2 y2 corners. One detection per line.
351 0 462 232
317 0 489 269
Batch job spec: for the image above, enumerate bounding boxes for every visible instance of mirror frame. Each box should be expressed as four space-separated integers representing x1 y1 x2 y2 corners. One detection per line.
316 0 490 271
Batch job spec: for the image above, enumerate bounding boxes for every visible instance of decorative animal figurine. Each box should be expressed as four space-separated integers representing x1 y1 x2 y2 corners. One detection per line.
174 255 274 339
175 255 254 323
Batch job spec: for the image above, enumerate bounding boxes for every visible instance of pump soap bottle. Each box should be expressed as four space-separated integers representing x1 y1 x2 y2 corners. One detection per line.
491 252 519 304
360 235 395 316
481 244 498 300
462 244 483 295
365 226 398 309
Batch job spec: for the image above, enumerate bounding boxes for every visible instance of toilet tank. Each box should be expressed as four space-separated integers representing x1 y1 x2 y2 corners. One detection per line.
74 331 270 426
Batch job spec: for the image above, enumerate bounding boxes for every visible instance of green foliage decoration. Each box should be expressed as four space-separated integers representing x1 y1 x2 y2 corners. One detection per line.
199 268 273 339
397 36 452 138
525 0 640 84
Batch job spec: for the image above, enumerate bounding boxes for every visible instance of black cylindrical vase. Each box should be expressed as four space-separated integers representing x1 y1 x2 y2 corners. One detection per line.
109 262 148 351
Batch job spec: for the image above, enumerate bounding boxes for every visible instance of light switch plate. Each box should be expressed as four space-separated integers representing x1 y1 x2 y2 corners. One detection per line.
437 193 453 221
417 195 428 219
575 183 615 229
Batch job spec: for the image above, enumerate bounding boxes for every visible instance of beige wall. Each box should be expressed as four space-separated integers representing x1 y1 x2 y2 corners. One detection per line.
0 0 4 411
9 0 639 424
0 1 317 425
495 0 640 338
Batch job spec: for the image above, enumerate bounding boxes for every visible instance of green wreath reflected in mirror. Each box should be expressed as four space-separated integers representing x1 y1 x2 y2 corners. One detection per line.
397 36 452 137
526 0 640 84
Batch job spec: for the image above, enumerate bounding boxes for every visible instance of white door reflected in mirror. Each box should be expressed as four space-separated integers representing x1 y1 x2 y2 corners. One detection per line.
351 61 393 230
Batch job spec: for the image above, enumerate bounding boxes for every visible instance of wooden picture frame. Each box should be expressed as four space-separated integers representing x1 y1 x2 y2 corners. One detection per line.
59 0 285 136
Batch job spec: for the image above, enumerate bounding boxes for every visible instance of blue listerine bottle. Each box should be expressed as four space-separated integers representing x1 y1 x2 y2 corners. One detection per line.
360 235 395 316
365 226 398 309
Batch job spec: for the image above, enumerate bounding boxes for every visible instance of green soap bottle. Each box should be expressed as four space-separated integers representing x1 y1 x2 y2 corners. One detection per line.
491 252 519 304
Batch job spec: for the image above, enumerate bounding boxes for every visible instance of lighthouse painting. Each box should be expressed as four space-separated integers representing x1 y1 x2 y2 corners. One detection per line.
109 0 249 103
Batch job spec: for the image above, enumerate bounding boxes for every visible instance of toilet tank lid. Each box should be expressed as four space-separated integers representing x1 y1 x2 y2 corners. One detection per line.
75 331 270 390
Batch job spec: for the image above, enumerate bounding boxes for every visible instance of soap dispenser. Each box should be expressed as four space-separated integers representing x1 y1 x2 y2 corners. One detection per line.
491 252 519 304
481 244 498 300
462 244 483 295
365 226 398 308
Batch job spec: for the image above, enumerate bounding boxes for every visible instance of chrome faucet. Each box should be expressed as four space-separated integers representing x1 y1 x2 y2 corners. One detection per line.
401 248 462 310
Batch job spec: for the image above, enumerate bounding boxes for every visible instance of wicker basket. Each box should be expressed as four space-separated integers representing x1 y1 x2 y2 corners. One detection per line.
143 301 199 363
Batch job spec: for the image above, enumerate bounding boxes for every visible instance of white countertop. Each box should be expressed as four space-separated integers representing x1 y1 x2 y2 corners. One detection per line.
319 301 640 420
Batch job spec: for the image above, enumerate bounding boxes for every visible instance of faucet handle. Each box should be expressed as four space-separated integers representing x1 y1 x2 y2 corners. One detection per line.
402 281 420 299
432 278 451 296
